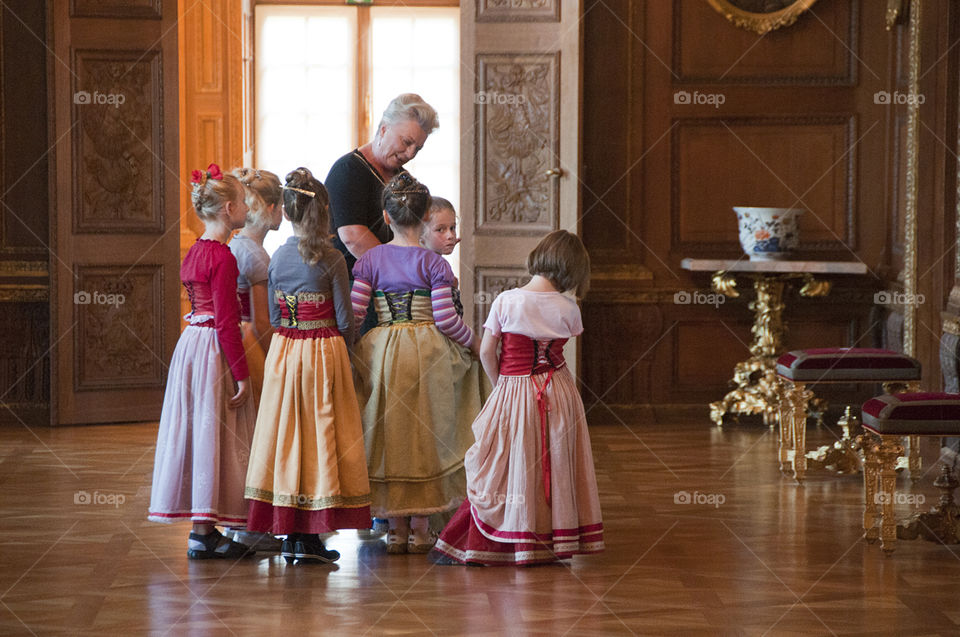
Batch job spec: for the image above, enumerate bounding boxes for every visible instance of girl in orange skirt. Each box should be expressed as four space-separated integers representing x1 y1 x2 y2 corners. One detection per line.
244 167 372 564
229 168 283 411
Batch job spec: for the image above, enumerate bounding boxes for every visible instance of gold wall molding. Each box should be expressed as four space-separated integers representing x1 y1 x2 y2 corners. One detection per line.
902 0 921 357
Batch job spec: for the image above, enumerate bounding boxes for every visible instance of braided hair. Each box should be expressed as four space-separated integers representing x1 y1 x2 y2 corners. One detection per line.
381 172 431 228
283 167 331 266
232 167 281 228
191 171 242 222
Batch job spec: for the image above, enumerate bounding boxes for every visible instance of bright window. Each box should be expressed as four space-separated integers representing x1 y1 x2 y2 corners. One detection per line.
255 5 460 263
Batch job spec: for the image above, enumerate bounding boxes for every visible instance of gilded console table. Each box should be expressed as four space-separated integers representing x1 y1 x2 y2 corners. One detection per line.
680 258 869 427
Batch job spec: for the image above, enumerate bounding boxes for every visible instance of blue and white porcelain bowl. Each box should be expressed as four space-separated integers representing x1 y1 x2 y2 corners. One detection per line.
733 207 803 261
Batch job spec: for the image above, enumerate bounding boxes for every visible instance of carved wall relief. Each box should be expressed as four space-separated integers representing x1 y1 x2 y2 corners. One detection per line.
477 0 559 23
74 265 164 390
473 267 531 334
476 54 558 234
72 49 163 233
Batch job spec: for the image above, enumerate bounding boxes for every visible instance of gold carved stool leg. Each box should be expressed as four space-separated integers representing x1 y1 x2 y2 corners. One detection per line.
862 433 881 543
884 381 923 480
790 382 812 484
877 435 905 554
778 381 795 474
907 435 922 482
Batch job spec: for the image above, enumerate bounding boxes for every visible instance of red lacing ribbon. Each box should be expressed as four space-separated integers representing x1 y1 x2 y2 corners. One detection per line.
532 368 556 507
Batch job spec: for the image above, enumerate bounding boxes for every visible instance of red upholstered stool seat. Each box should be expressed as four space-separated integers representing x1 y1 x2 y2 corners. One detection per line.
862 392 960 435
774 348 922 484
776 348 922 382
860 392 960 554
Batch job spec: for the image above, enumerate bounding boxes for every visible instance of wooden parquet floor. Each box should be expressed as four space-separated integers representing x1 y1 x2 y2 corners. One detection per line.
1 419 959 636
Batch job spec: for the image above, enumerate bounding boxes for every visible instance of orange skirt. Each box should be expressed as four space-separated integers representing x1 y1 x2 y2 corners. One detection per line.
240 321 266 411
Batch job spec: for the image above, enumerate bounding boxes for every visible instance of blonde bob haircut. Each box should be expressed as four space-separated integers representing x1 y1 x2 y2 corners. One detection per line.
526 230 591 297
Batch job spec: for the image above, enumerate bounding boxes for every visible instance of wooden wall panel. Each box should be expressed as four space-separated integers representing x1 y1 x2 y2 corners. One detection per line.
71 49 163 234
475 54 559 235
73 264 163 390
674 0 855 85
0 1 49 425
580 0 912 419
50 0 181 424
672 117 854 253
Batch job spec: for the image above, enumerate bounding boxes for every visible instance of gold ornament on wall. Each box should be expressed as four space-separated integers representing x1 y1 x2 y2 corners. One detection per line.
706 0 819 35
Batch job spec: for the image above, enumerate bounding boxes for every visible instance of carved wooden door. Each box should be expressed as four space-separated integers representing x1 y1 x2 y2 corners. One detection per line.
49 2 180 424
459 0 582 369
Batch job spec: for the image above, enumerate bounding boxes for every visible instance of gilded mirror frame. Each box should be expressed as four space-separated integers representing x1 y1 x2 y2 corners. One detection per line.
705 0 820 35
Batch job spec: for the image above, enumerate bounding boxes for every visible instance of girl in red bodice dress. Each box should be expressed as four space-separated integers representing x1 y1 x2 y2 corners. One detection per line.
431 230 604 566
148 164 257 560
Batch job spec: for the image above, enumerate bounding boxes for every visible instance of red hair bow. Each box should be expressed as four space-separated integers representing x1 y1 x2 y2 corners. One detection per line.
190 163 224 185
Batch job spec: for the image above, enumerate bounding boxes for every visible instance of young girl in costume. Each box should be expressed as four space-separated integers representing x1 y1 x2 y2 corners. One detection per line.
351 174 485 555
148 163 257 560
431 230 604 566
244 167 372 564
419 196 464 317
230 168 283 411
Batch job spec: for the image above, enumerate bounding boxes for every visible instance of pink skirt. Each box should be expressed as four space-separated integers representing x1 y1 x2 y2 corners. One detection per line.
433 366 604 565
148 323 256 525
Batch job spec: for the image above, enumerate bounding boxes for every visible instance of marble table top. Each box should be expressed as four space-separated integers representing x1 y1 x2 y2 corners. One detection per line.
680 258 869 275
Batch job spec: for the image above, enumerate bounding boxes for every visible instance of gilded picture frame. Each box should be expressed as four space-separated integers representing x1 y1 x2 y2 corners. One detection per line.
706 0 820 35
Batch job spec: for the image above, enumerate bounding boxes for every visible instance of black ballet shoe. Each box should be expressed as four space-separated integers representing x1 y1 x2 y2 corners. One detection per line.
187 529 255 560
294 535 340 564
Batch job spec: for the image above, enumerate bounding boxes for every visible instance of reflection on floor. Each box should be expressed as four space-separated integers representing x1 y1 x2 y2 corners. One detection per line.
1 419 959 635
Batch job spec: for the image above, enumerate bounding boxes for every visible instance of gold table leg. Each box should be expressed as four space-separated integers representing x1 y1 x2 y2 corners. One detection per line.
806 406 863 474
898 463 960 544
709 273 830 428
709 275 787 427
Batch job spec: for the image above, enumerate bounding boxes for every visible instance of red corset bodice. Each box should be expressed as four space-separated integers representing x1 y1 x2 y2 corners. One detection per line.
237 288 252 322
184 280 217 317
274 290 340 339
499 332 568 508
498 332 568 376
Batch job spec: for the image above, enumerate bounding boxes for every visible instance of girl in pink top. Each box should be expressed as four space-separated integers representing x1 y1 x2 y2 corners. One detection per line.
432 230 604 565
148 164 257 560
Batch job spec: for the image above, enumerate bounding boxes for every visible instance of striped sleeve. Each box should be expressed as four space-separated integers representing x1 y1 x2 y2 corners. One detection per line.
431 286 473 347
351 278 372 331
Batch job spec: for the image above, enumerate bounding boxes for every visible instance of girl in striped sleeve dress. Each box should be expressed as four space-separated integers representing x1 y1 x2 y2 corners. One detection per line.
350 173 485 555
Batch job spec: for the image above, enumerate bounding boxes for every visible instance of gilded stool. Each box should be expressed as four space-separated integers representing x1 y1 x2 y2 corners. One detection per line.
775 348 921 483
861 392 960 553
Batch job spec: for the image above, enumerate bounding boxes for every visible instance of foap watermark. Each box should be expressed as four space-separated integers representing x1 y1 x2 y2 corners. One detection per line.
674 90 725 108
874 90 925 106
874 290 924 307
474 492 525 505
474 290 496 304
74 490 126 508
475 91 526 106
674 290 725 308
74 290 125 308
74 90 126 108
874 492 925 506
674 490 725 508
